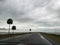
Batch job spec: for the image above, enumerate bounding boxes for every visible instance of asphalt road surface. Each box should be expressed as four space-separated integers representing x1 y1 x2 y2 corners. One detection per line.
0 33 55 45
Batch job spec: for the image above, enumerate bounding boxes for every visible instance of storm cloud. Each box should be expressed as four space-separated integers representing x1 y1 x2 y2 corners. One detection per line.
0 0 60 32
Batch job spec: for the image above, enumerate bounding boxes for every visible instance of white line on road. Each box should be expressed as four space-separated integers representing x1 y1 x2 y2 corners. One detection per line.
39 33 53 45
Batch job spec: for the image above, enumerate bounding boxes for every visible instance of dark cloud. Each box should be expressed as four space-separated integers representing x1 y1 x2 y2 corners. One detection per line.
17 17 34 23
0 0 60 30
56 9 60 19
33 0 52 8
0 0 28 21
0 0 4 1
35 21 60 27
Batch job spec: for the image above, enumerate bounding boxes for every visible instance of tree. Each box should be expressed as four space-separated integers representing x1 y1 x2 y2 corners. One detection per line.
12 26 16 34
7 18 13 34
29 29 31 31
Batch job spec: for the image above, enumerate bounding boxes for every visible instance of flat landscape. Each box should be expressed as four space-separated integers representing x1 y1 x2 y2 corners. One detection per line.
0 33 29 39
41 33 60 43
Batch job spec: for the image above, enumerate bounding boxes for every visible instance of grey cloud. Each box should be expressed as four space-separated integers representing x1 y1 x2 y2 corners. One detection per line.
0 0 37 23
17 17 34 23
0 0 29 21
33 0 52 8
0 0 60 28
55 9 60 19
35 21 60 27
46 0 60 18
34 0 60 27
0 0 5 2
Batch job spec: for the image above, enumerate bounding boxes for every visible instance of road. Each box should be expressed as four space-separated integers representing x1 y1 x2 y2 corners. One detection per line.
0 33 54 45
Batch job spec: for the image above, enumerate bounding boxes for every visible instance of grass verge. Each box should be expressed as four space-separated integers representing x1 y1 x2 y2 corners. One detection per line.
41 33 60 43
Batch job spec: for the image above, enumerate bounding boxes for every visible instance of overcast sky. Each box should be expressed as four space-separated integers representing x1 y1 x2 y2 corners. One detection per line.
0 0 60 32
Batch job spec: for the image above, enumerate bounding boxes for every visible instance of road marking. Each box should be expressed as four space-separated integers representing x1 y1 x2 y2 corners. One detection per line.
39 33 53 45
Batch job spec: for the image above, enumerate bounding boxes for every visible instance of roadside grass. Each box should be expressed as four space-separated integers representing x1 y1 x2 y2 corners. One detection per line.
0 33 29 39
40 33 60 43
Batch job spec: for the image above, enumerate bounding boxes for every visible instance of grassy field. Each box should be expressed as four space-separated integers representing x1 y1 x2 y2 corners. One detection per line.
41 33 60 43
0 33 29 39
